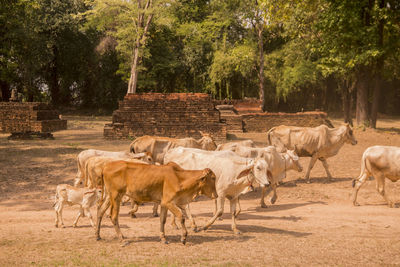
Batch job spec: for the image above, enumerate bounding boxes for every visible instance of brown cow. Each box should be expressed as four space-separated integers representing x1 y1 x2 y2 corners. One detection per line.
95 161 217 244
129 132 217 164
267 124 357 183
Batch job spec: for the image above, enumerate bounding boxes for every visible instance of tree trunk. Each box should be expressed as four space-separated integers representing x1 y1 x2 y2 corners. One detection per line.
341 79 354 126
258 26 265 111
356 69 370 126
370 0 385 129
126 0 153 95
127 45 140 94
0 80 10 101
49 47 60 106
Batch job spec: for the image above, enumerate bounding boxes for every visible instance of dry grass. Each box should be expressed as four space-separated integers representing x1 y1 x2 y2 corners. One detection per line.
0 115 399 266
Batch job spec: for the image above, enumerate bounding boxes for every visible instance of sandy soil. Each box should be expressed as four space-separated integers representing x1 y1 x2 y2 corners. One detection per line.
0 116 399 266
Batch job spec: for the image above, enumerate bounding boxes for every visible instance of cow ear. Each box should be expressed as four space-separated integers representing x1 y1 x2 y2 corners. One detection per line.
84 189 96 195
236 165 253 179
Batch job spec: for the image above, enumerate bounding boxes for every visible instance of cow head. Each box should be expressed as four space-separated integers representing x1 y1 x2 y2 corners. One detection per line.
84 188 103 201
246 158 270 187
197 168 218 199
199 131 217 150
73 177 83 187
130 151 154 164
287 148 303 172
344 124 357 145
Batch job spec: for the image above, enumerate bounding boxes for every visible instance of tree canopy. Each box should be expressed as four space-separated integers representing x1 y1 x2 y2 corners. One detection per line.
1 0 399 124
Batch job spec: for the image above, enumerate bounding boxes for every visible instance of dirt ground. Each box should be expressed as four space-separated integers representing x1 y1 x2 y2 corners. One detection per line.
0 116 400 266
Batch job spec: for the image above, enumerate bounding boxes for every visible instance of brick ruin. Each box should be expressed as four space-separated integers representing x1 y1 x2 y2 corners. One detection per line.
0 102 67 138
215 103 332 134
104 93 227 142
104 94 332 141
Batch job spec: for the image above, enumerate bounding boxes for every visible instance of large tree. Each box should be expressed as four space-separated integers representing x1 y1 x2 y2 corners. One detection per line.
84 0 170 94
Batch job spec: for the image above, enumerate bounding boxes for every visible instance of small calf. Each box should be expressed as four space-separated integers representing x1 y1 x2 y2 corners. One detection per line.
54 184 102 228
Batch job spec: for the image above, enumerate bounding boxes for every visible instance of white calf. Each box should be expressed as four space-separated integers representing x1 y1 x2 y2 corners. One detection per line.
54 184 102 228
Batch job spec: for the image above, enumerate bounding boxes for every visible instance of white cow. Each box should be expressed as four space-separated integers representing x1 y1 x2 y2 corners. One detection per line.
352 146 400 208
74 149 153 186
54 184 102 228
164 147 270 234
267 124 357 183
231 145 303 208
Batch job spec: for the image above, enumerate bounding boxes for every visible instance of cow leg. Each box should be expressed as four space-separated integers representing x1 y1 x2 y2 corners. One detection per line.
200 196 225 232
165 203 187 244
171 205 197 231
351 172 369 206
213 198 223 221
270 183 278 204
234 198 241 217
85 208 95 228
73 207 84 227
128 202 139 218
230 198 241 234
183 204 197 231
260 186 271 208
55 202 65 228
375 173 394 208
54 202 61 227
152 203 159 217
320 158 333 180
95 196 110 241
304 155 318 183
109 192 125 241
170 213 179 230
159 206 169 244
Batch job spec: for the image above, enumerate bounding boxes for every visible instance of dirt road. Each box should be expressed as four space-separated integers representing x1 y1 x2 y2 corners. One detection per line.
0 116 399 266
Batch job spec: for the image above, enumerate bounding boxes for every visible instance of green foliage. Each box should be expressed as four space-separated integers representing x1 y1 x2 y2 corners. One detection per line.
1 0 399 115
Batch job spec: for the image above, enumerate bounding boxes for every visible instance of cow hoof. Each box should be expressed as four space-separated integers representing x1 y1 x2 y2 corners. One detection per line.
270 197 277 204
96 236 101 241
193 227 201 233
388 203 395 208
121 241 130 247
353 202 360 207
153 214 159 218
73 224 77 228
181 239 186 245
61 225 66 228
234 230 241 235
129 213 136 219
192 226 198 232
306 180 311 184
161 240 169 245
261 203 268 208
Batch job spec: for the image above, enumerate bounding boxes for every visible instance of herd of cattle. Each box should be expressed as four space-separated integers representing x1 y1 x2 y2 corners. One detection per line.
53 124 400 244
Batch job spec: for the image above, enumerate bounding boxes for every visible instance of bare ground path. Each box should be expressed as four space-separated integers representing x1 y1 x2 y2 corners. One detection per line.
0 116 399 266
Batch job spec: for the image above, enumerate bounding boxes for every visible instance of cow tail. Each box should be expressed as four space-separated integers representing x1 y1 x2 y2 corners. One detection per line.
53 188 59 208
352 152 367 188
266 128 275 145
129 139 137 153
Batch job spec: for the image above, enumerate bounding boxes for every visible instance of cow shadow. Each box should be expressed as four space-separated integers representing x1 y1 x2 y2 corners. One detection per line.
121 224 311 246
376 127 400 134
294 177 353 184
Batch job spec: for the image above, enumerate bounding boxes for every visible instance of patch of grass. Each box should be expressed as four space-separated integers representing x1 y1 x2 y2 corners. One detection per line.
63 142 81 149
0 239 15 246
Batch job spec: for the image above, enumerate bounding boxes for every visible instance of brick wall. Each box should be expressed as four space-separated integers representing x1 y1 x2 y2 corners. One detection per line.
0 102 67 133
104 93 227 141
242 111 332 132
